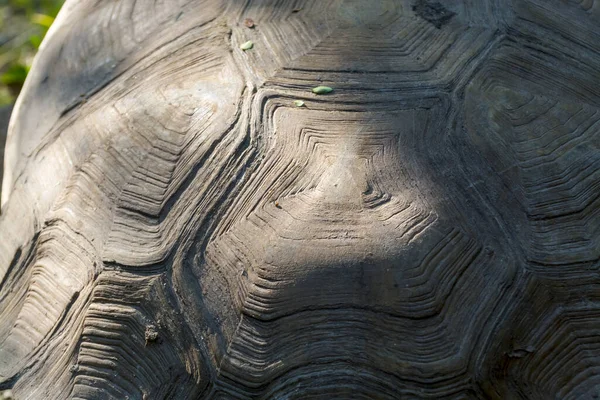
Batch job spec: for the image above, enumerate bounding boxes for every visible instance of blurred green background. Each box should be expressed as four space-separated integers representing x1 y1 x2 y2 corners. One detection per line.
0 0 64 107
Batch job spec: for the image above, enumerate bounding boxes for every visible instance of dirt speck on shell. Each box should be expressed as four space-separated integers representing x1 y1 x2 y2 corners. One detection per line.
412 0 455 29
145 325 159 345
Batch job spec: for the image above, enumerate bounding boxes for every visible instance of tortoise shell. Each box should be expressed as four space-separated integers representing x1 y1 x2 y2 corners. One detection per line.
1 0 599 398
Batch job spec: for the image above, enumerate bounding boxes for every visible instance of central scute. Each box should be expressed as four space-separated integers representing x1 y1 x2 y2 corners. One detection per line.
191 103 511 395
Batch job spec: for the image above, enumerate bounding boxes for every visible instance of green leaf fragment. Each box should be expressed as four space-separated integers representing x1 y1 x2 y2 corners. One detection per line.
312 86 333 94
293 100 305 107
240 40 254 51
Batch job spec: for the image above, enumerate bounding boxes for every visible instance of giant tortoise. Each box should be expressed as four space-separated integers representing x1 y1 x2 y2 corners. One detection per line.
0 0 599 398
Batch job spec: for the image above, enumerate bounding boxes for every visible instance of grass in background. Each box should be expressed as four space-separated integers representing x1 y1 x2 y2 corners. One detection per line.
0 0 64 106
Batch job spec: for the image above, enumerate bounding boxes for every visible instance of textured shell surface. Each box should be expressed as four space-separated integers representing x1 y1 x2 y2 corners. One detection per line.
0 0 599 399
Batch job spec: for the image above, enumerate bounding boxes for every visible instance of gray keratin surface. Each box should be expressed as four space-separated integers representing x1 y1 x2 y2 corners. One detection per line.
1 0 599 399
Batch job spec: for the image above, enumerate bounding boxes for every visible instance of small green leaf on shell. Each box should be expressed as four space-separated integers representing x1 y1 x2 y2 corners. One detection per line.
293 100 305 107
240 40 254 51
312 86 333 94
